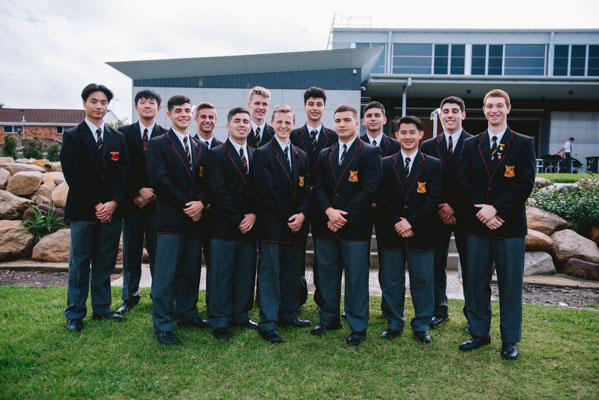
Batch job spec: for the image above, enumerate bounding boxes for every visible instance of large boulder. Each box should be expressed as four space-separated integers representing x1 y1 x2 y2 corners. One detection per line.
0 220 34 260
30 159 49 168
525 229 553 252
526 206 568 235
551 229 599 266
15 158 33 164
6 171 43 196
524 252 556 276
0 168 9 189
590 226 599 247
0 157 15 164
41 171 64 186
562 258 599 281
47 162 62 172
31 229 71 262
0 162 45 175
51 182 69 207
31 184 55 206
0 190 34 219
534 177 551 188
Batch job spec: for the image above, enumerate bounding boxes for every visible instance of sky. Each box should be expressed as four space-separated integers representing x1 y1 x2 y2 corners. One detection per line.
1 0 597 122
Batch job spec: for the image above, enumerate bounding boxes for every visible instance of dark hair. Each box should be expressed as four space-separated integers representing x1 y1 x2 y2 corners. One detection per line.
135 89 162 106
167 95 191 112
395 115 423 132
334 104 358 120
440 96 465 112
363 101 385 117
303 87 327 105
569 137 575 141
81 83 113 102
227 106 250 123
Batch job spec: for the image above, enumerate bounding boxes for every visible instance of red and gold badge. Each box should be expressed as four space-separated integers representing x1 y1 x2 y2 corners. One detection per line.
299 176 305 187
504 165 515 178
348 170 359 182
417 181 427 193
110 151 119 161
199 166 205 177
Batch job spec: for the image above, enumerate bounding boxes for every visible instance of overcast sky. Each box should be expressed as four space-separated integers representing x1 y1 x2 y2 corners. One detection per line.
1 0 597 122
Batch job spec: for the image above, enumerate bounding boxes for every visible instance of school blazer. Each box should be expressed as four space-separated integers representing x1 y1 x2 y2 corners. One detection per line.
457 127 536 239
290 124 338 176
360 133 401 157
252 140 310 243
60 121 129 221
313 139 382 241
379 151 442 251
146 130 209 235
247 124 275 148
206 139 257 240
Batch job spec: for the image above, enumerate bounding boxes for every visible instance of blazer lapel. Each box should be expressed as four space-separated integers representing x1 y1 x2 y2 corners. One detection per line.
80 122 101 163
477 132 492 177
392 152 407 196
435 135 449 172
225 140 248 186
488 128 514 183
167 130 192 180
448 130 467 172
272 141 292 185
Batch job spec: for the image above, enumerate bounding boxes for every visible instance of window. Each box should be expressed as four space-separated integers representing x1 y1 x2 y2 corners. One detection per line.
357 42 387 74
3 125 23 134
589 45 599 76
553 45 569 76
56 126 70 135
450 45 465 75
488 45 503 75
392 43 433 74
471 45 486 75
434 44 448 74
570 45 586 76
504 44 545 76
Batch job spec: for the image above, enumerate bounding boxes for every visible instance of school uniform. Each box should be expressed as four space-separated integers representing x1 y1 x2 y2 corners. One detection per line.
457 127 535 344
146 129 209 334
312 137 382 333
252 138 310 331
61 120 129 321
247 122 274 148
378 151 442 332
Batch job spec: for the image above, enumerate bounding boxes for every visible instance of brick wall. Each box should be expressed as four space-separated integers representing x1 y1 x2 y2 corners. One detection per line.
1 125 74 145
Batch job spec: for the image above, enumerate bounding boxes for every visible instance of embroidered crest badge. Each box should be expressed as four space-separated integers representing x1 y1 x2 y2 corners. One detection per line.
348 170 359 182
199 166 205 177
505 165 515 178
299 176 305 187
110 151 119 161
417 181 427 193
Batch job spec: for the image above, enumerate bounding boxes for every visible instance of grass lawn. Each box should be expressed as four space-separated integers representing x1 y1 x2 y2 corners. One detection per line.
537 173 595 183
1 287 598 399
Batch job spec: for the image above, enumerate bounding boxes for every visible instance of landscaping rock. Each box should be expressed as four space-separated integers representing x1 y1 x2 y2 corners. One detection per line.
590 226 599 247
0 162 46 175
51 182 69 207
526 206 568 235
0 220 34 260
525 229 553 252
31 194 52 206
47 162 62 172
562 258 599 281
31 229 71 262
33 184 54 199
551 229 599 266
6 171 43 196
0 190 34 219
0 157 15 164
534 177 551 188
30 159 49 168
0 168 9 189
41 171 64 186
524 252 556 276
16 158 33 164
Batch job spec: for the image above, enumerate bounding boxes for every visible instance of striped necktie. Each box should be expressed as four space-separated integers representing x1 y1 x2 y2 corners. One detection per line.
142 128 149 152
447 135 453 157
490 136 498 161
310 130 318 153
240 147 248 174
405 157 411 178
339 144 347 167
96 128 103 151
255 127 261 147
183 136 192 169
284 146 291 169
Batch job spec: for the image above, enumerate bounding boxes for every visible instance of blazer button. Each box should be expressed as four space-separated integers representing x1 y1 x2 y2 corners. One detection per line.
335 193 339 197
404 205 408 209
100 174 105 179
488 187 492 191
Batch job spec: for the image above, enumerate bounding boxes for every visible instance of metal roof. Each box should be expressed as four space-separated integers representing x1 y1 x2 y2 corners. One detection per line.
0 108 85 124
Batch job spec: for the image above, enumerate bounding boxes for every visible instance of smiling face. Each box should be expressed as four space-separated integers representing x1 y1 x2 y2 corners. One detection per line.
483 96 511 129
83 91 109 124
167 102 193 133
304 97 325 125
227 112 251 144
362 107 387 136
334 110 359 142
248 94 270 124
271 110 295 143
440 102 465 134
397 122 424 153
134 97 161 123
195 108 217 138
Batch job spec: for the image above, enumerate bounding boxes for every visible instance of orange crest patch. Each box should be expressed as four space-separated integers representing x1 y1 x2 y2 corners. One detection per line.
199 166 205 177
417 181 427 194
504 165 515 178
110 151 119 161
299 176 305 187
348 170 359 182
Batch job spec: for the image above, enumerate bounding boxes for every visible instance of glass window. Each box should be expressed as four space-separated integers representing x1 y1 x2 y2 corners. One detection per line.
553 45 569 76
357 42 387 73
3 125 23 134
471 45 486 75
504 44 545 76
392 43 433 74
434 44 448 75
488 45 503 75
450 44 465 75
589 45 599 76
570 45 586 76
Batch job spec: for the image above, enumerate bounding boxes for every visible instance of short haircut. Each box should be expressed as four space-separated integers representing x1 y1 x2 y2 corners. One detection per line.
134 89 161 106
195 102 216 116
81 83 113 102
167 95 191 112
227 106 250 123
363 101 386 117
249 86 271 101
395 115 423 132
271 105 295 121
483 89 511 108
440 96 465 112
303 87 327 105
334 104 358 120
569 137 575 141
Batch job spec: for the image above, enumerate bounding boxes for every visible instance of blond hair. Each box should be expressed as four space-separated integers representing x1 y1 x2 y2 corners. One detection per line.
483 89 511 108
249 86 271 101
271 105 295 121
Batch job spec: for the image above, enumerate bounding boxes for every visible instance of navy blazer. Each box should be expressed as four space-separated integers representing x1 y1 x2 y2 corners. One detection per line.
247 124 274 148
119 122 167 214
206 139 257 240
60 121 129 221
360 133 401 157
458 127 536 239
420 129 471 220
146 130 209 235
253 139 310 243
313 138 382 241
290 124 337 176
379 151 442 251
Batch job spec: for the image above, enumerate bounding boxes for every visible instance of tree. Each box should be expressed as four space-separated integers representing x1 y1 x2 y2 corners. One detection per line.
3 135 17 158
22 138 44 159
47 141 61 162
106 118 128 130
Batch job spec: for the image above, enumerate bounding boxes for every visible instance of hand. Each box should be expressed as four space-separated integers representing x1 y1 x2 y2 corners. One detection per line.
442 215 457 225
133 195 148 208
475 204 497 224
438 203 454 220
325 207 348 229
184 200 204 220
485 215 505 230
393 218 412 235
96 201 117 221
287 213 305 233
239 213 256 234
327 220 340 232
400 229 414 238
371 202 377 210
139 187 156 202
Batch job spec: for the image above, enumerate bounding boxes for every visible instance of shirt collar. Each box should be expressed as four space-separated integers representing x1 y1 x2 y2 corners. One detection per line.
85 118 104 136
367 132 384 146
338 135 358 152
138 121 155 137
274 136 291 153
401 149 418 162
444 130 462 147
488 128 507 147
230 139 248 156
306 123 322 136
251 121 266 134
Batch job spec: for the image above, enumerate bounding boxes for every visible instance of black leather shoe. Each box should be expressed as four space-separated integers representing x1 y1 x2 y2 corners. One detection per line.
459 336 491 351
414 330 432 344
259 329 282 343
92 313 127 322
380 328 402 340
155 331 180 345
501 343 520 360
178 318 210 329
310 322 342 336
234 319 258 330
116 296 140 314
346 331 366 346
213 328 231 340
279 318 311 328
430 315 449 329
66 319 83 332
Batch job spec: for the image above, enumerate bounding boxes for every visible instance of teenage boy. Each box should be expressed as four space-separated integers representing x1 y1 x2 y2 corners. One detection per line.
311 104 382 346
146 95 210 345
253 105 311 343
360 101 400 156
247 86 274 148
378 116 442 344
458 89 535 360
420 96 471 328
207 107 259 340
116 89 167 314
290 87 337 310
62 83 129 332
192 102 222 149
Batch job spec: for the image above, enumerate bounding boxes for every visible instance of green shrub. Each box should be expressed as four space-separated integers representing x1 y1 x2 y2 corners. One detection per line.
47 141 61 162
2 134 17 158
21 205 68 244
22 138 44 159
